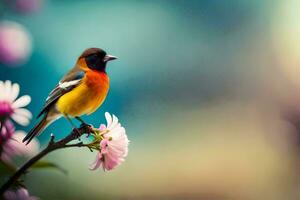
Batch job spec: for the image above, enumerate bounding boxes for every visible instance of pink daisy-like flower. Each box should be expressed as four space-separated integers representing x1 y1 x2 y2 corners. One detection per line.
1 131 39 163
4 188 39 200
0 80 32 126
90 112 129 171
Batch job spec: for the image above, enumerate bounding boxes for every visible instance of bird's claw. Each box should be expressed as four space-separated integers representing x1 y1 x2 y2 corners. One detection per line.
73 128 82 141
80 122 92 129
79 123 94 137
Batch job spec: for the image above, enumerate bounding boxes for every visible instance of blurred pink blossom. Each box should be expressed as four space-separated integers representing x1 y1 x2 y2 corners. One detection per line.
90 112 129 171
15 0 42 14
1 131 39 163
4 188 39 200
0 21 32 66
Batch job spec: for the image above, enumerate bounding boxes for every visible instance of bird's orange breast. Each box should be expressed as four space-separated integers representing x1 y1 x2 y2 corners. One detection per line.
56 71 109 117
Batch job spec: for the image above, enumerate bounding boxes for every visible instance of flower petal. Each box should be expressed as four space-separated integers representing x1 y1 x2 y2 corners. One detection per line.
14 131 39 156
4 190 16 199
1 131 39 161
105 112 112 128
99 124 106 131
10 83 20 102
16 188 29 198
14 108 32 119
4 188 38 200
0 81 5 100
109 114 119 130
89 153 103 170
12 95 31 108
103 152 120 170
3 80 12 101
0 120 15 139
11 113 30 125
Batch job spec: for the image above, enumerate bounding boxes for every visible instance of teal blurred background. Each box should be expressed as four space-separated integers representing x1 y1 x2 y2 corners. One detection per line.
3 0 300 199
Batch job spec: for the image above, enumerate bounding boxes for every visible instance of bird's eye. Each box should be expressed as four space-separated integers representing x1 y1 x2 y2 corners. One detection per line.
85 52 107 71
86 54 99 64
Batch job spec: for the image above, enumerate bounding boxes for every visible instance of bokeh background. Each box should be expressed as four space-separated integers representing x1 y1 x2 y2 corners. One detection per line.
2 0 300 199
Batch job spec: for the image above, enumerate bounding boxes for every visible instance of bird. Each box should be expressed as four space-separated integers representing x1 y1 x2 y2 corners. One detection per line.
23 48 117 144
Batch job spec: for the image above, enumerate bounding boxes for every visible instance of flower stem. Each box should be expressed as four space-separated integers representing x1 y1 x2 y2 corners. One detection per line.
0 124 94 195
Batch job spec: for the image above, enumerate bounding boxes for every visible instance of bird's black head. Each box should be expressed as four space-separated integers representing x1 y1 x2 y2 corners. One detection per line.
80 48 117 72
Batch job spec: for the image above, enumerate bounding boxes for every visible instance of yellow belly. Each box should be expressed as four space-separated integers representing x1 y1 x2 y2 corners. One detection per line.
56 81 109 117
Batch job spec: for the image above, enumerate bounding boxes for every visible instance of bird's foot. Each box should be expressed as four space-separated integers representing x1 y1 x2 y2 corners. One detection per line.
79 123 94 138
73 128 82 141
79 122 92 128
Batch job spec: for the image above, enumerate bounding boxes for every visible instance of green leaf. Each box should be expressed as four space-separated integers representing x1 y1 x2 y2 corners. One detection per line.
31 160 67 175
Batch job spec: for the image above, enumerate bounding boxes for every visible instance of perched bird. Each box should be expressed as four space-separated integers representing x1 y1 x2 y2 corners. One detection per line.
23 48 117 144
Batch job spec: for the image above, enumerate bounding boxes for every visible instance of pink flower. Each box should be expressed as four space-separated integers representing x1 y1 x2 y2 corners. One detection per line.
90 112 129 171
4 188 39 200
0 80 32 126
0 120 15 143
0 21 32 66
1 131 39 163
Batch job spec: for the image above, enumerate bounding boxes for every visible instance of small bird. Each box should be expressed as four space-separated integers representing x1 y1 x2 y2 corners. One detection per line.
23 48 117 144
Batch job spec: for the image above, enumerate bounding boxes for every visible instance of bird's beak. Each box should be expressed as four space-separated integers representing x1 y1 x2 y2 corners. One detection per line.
103 55 118 62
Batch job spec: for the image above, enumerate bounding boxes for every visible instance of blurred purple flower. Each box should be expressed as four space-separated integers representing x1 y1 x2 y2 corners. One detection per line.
4 188 39 200
1 131 39 163
90 112 129 171
0 21 32 66
0 80 32 126
0 120 15 143
15 0 42 14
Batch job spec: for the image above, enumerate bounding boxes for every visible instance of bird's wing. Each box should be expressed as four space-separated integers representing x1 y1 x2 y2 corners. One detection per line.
37 65 85 118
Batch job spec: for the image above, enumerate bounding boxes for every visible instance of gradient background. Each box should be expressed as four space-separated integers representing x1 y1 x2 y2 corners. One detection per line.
2 0 300 199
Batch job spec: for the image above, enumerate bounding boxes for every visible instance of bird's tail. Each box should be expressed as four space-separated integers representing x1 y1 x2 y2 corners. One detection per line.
23 114 50 145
